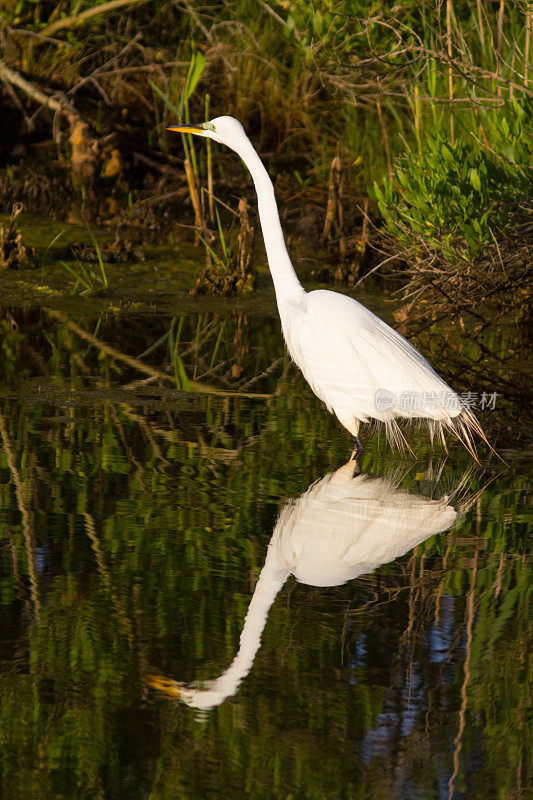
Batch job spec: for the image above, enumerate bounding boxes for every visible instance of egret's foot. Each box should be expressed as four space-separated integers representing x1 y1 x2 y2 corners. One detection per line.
350 436 364 461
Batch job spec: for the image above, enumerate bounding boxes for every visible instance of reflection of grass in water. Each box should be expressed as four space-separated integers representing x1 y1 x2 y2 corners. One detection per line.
3 305 522 455
0 362 529 798
0 310 529 796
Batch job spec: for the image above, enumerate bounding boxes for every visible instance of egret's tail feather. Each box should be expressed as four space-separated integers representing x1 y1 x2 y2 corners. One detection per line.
445 409 479 461
444 407 501 463
383 415 414 454
382 407 499 462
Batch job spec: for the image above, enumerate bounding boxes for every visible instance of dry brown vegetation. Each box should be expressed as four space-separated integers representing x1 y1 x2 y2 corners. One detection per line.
0 1 530 318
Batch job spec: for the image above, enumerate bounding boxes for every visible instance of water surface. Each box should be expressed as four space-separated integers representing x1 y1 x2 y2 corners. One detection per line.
0 305 530 800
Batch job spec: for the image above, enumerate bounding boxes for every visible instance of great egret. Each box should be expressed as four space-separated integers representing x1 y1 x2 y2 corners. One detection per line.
148 460 465 710
168 116 486 458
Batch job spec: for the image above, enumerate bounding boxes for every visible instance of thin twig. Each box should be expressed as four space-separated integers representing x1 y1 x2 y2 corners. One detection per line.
39 0 151 38
0 57 78 120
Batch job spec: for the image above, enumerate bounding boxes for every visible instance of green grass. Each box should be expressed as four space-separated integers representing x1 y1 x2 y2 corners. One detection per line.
1 1 531 290
59 229 109 296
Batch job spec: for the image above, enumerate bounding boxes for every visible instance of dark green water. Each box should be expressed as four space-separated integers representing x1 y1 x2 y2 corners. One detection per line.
0 307 530 800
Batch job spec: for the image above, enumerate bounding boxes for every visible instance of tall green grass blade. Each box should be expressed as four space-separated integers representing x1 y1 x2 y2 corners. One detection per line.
86 228 108 290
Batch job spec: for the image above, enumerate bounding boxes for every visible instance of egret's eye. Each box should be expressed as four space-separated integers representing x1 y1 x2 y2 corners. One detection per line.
203 122 216 132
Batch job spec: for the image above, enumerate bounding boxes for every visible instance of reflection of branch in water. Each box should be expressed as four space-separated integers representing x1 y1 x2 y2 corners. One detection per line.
44 312 269 463
149 462 469 711
83 511 134 648
46 309 270 400
448 547 478 800
492 551 506 600
434 539 453 623
0 413 41 622
109 404 161 470
405 551 427 709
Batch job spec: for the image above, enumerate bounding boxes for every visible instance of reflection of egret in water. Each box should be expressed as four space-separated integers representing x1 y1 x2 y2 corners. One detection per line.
149 462 467 710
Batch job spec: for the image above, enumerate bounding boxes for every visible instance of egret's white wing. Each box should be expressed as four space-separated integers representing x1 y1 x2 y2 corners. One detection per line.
273 463 459 586
283 290 460 424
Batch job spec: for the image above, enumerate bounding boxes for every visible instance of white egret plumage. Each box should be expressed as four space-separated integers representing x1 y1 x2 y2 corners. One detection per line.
148 461 467 710
168 116 487 458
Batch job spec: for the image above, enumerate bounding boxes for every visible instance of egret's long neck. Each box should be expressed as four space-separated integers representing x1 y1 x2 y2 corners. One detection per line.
215 561 288 698
189 556 289 709
235 139 305 306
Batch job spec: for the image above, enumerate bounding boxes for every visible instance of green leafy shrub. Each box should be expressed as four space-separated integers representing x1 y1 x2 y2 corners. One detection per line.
371 102 531 263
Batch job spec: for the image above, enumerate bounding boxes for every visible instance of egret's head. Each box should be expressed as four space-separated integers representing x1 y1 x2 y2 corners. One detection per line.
167 115 248 149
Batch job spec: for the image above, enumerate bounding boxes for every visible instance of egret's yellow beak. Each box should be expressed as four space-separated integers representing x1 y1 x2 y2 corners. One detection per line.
167 123 205 134
146 674 181 697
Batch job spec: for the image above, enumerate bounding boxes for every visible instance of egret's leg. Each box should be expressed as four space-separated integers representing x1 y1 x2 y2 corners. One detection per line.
337 415 363 461
350 436 364 461
345 419 363 461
